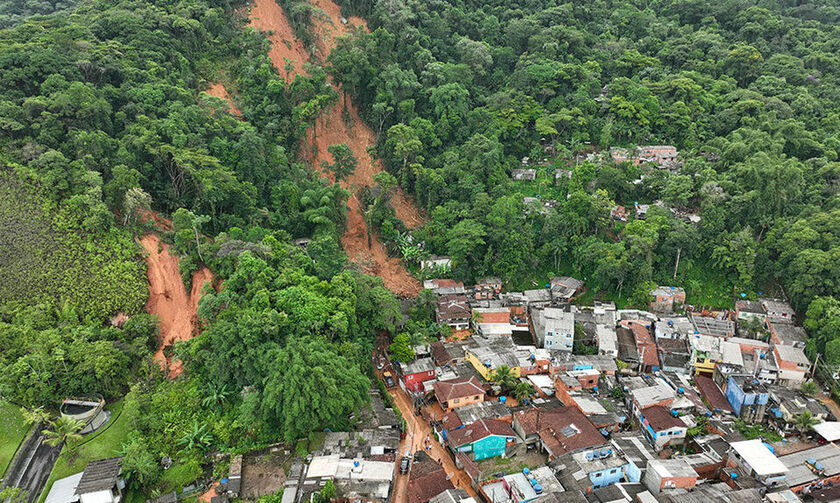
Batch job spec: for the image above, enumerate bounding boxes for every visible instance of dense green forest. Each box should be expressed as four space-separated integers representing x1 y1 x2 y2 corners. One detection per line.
325 0 840 351
3 0 840 495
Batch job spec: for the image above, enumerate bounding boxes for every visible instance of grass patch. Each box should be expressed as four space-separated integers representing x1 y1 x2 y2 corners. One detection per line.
674 265 734 310
0 401 30 476
38 401 131 503
159 459 203 493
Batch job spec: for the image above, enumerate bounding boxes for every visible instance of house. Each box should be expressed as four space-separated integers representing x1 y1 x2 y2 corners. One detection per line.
656 338 691 374
634 203 651 220
428 489 475 503
75 458 124 503
464 337 521 380
511 407 605 459
554 448 640 493
639 146 678 166
638 406 686 451
767 321 808 349
611 433 659 481
761 299 795 324
425 278 466 295
725 439 788 487
649 287 686 313
452 401 512 427
642 459 697 494
422 255 452 271
778 444 840 496
511 168 537 181
596 325 618 358
735 300 765 322
550 276 584 303
472 308 514 337
555 169 572 180
304 454 394 501
473 277 502 300
532 307 575 351
629 379 675 419
407 452 456 503
400 358 436 392
773 344 809 385
691 315 735 338
694 375 734 414
655 317 694 341
433 376 486 410
620 320 659 373
610 205 628 222
767 387 830 435
436 294 471 330
725 375 769 423
446 418 517 461
481 466 565 503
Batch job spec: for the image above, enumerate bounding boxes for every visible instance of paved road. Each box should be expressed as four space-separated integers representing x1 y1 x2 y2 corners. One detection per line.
384 382 478 502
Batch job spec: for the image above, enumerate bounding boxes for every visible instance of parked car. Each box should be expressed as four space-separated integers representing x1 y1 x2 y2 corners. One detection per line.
399 456 411 474
377 358 385 370
383 371 395 388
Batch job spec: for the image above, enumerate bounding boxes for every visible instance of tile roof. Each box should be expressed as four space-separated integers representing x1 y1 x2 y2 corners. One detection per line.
446 418 515 447
76 457 122 494
408 456 455 503
694 375 734 413
433 376 486 402
621 320 659 368
642 406 684 431
515 407 604 456
473 309 511 324
431 341 453 365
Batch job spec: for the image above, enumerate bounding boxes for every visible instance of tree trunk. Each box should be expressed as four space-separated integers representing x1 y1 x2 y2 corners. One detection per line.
673 247 682 279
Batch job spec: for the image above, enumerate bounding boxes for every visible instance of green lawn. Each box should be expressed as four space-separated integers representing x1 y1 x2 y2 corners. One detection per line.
0 401 30 476
38 401 131 503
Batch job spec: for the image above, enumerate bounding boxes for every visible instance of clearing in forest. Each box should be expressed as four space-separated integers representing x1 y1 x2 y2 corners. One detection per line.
204 81 242 116
248 0 424 296
141 234 213 377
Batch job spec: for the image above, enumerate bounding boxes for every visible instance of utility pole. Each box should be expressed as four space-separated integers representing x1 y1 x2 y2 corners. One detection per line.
811 353 822 381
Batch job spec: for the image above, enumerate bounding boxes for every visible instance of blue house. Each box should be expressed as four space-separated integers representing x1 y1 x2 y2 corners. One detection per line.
555 448 640 493
446 418 517 460
726 375 769 423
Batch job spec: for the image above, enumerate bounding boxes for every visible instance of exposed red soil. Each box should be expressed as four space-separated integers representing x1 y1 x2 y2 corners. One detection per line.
205 82 242 117
140 210 173 231
248 0 310 80
248 0 423 296
141 234 213 378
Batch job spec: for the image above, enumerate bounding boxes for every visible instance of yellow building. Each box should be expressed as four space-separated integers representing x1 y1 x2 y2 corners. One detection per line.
465 345 521 381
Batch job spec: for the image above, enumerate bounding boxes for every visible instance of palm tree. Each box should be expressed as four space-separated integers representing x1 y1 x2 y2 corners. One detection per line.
794 411 819 436
800 381 818 396
492 365 517 392
513 381 535 402
42 416 84 448
21 406 51 427
177 420 213 451
201 383 232 409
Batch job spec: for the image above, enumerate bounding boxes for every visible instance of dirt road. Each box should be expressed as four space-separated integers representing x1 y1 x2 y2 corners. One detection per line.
247 0 423 296
141 234 213 377
385 381 478 502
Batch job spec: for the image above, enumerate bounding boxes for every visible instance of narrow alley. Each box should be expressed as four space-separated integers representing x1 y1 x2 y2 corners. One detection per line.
383 379 478 502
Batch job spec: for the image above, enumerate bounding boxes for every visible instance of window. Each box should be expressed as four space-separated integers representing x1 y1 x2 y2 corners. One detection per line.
454 398 460 404
594 473 602 477
428 371 434 376
407 375 413 381
474 396 480 400
610 469 618 474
